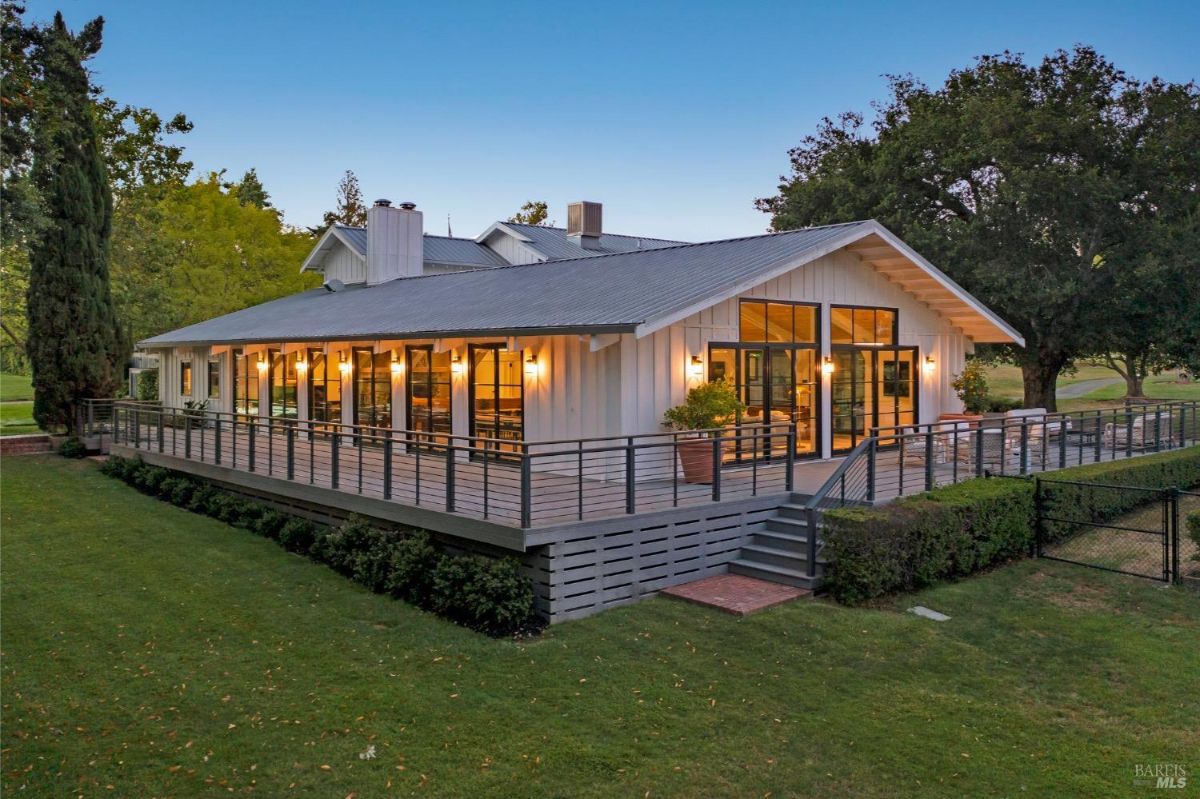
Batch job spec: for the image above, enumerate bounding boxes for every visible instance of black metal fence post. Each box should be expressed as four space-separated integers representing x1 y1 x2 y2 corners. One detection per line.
625 438 636 514
248 418 256 472
445 443 456 512
975 429 984 478
286 424 295 480
1170 488 1180 584
785 427 796 493
925 430 935 491
330 430 338 488
1019 422 1029 476
520 447 532 528
867 439 877 502
711 436 722 502
214 416 221 465
383 436 393 500
184 414 192 459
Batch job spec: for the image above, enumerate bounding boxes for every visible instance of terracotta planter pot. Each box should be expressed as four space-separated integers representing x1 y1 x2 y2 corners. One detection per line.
677 437 724 484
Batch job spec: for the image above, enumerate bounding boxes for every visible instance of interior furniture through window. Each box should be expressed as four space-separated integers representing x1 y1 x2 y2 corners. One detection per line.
232 349 259 417
469 344 523 458
406 345 452 445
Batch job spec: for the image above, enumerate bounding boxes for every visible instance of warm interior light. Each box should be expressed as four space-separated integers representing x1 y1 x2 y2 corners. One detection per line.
451 355 464 375
524 353 538 376
688 355 703 377
822 356 835 376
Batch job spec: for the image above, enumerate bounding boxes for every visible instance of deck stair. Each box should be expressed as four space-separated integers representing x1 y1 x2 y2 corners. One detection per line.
730 493 860 591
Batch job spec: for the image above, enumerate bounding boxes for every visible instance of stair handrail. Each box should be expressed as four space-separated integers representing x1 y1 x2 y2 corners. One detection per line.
801 436 877 577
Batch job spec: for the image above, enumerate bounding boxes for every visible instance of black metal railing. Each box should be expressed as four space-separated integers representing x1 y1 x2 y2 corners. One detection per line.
108 401 796 529
799 399 1200 580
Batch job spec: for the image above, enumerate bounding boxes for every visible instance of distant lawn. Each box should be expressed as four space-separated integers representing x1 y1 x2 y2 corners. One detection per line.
3 456 1197 797
0 400 39 436
1084 373 1200 402
0 372 33 402
983 364 1120 401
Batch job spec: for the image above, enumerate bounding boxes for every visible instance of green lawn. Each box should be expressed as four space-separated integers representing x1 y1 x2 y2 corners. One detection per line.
3 457 1197 797
0 400 39 436
1083 372 1200 402
0 372 33 402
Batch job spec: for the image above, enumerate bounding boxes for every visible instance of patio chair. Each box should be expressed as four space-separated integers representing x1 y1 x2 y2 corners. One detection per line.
1104 414 1157 450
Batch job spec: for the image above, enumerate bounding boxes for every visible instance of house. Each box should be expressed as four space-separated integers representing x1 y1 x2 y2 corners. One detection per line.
123 199 1028 620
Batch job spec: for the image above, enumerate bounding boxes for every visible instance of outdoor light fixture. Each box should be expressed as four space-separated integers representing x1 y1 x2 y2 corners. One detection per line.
822 356 835 376
688 355 704 377
924 355 936 373
338 354 352 376
295 352 308 375
256 353 268 373
451 354 464 375
390 357 403 376
524 353 539 376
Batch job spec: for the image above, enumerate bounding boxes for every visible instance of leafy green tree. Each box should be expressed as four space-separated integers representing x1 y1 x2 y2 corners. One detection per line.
155 175 318 330
309 169 367 235
757 47 1199 410
508 200 553 226
93 98 192 193
26 12 124 431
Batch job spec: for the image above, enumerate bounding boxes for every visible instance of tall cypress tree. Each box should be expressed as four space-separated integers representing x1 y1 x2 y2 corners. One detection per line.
27 12 123 432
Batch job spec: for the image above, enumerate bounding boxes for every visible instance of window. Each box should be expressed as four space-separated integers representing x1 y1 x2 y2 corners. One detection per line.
207 360 220 399
407 346 451 440
269 350 298 419
179 361 193 396
830 306 896 345
352 348 392 428
739 300 818 344
308 349 341 425
232 349 259 416
469 344 523 456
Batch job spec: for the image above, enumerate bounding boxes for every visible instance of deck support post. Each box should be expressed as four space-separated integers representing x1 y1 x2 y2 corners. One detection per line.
445 443 456 512
711 437 722 502
785 427 795 493
286 425 295 480
330 431 338 488
383 437 392 500
625 438 636 514
520 449 532 528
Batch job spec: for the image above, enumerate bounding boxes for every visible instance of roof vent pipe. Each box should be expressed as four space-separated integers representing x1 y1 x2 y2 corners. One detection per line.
398 201 417 211
373 198 392 207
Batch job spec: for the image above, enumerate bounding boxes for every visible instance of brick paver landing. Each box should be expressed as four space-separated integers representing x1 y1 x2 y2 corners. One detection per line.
661 573 808 616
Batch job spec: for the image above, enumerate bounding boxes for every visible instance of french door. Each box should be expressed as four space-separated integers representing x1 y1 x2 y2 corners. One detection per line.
709 343 819 459
831 346 918 453
468 344 524 459
405 345 452 446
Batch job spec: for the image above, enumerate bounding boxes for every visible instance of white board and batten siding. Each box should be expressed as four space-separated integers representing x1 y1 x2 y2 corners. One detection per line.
320 246 367 286
618 248 968 458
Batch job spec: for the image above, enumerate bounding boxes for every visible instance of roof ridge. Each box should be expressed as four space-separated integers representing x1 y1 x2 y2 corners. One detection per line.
503 221 688 244
364 220 876 286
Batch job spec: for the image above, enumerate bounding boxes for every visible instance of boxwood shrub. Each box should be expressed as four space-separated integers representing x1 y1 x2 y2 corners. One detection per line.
823 446 1200 604
98 455 536 635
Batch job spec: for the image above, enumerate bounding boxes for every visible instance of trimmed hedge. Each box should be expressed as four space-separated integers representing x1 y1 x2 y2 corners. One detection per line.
100 455 536 635
823 446 1200 604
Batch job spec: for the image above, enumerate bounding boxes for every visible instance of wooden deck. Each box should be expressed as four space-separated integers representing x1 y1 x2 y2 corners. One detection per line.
113 421 792 530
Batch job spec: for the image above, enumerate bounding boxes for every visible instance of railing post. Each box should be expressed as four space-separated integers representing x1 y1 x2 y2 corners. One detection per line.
248 418 256 472
383 436 393 500
157 412 164 453
184 414 192 459
214 416 221 465
1180 405 1187 448
625 438 636 514
520 447 532 528
330 430 338 488
1125 411 1133 459
286 424 295 480
1019 421 1029 476
711 436 722 502
974 427 984 477
785 426 796 493
133 408 140 449
445 443 456 512
1154 409 1162 452
925 430 935 490
867 439 877 502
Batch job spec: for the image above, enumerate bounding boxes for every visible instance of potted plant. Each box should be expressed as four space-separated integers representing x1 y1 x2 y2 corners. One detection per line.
947 361 989 426
662 380 745 484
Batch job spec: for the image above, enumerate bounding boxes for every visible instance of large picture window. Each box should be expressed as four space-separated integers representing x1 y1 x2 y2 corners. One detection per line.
710 299 821 458
207 360 220 399
352 348 392 429
830 305 896 345
469 344 523 457
232 349 259 417
307 349 341 425
829 306 914 453
268 349 298 419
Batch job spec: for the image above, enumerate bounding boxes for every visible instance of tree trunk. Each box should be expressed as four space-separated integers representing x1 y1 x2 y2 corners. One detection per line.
1123 373 1145 398
1021 361 1061 411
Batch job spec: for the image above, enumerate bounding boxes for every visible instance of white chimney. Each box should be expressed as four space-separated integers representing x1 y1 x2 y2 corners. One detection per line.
367 199 423 284
567 201 602 250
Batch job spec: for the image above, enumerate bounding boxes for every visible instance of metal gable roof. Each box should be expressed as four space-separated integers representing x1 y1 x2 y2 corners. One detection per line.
422 235 509 267
502 222 688 260
335 225 368 256
140 221 1023 347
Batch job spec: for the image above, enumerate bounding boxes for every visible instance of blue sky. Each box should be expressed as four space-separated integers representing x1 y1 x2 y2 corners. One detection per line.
26 0 1200 241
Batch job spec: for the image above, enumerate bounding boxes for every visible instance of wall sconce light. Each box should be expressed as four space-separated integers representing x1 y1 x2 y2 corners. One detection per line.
822 356 835 376
451 354 464 375
924 355 936 374
390 351 403 375
256 353 268 373
295 351 308 375
524 353 539 376
338 353 352 376
688 355 704 377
